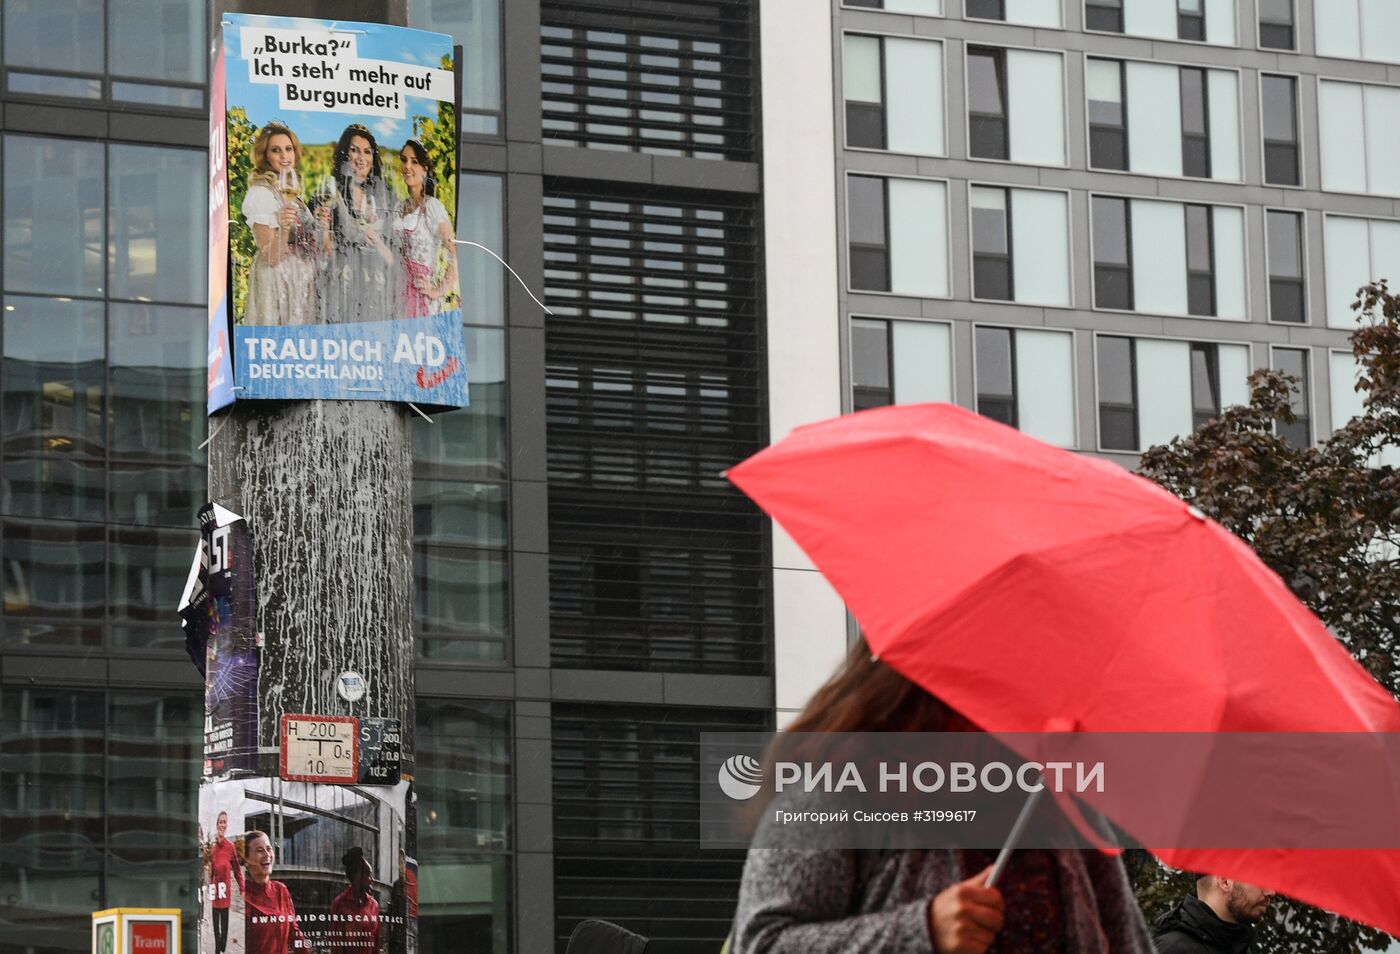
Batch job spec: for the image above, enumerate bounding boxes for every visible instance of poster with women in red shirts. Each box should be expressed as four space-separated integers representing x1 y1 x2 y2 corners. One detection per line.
199 776 416 954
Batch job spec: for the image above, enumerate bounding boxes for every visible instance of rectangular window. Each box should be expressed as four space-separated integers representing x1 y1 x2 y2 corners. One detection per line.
966 0 1006 18
848 176 890 292
417 699 512 954
851 319 893 410
1120 62 1241 182
1088 59 1127 171
1273 348 1310 447
3 136 106 296
1315 0 1400 64
1190 342 1221 430
971 187 1013 301
850 319 953 410
1092 197 1133 310
1086 0 1124 31
1319 80 1400 197
1320 215 1400 329
967 48 1009 160
847 176 950 297
414 0 503 135
1267 210 1305 323
975 327 1076 446
843 34 945 155
1259 0 1294 49
1178 0 1206 39
2 0 205 107
1180 68 1211 178
1262 75 1300 186
1099 336 1249 450
844 35 886 150
1097 336 1138 450
1185 204 1216 316
975 327 1016 427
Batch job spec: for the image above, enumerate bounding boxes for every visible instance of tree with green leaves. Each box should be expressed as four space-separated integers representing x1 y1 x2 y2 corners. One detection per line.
1132 282 1400 952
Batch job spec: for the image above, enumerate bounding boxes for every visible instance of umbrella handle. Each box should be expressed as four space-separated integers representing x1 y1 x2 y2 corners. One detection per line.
985 786 1045 889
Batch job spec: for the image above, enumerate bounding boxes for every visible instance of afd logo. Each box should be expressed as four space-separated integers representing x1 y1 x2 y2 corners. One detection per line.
717 754 763 801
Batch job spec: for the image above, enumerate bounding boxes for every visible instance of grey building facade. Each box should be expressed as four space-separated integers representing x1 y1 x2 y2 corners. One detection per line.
1 1 771 953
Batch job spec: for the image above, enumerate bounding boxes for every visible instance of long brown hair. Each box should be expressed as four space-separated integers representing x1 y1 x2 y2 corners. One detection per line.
786 637 956 734
744 639 964 825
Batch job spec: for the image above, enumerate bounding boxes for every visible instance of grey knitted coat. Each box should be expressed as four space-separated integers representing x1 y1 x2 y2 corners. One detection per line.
732 833 1155 953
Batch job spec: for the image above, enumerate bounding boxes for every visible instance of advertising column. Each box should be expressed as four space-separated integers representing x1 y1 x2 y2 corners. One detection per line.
192 14 465 954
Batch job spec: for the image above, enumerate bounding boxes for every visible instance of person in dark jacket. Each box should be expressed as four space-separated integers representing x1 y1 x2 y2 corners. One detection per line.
1152 874 1273 954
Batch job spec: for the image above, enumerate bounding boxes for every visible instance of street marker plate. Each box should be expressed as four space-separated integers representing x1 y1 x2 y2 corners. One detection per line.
280 714 359 783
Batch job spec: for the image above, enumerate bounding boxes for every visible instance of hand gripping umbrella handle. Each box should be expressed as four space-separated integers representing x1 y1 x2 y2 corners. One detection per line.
985 786 1044 889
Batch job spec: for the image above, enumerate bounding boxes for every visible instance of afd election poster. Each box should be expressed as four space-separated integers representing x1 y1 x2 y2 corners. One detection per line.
208 13 468 412
198 777 418 954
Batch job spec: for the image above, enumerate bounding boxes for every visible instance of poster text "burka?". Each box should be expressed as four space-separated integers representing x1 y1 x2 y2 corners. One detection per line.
241 26 454 117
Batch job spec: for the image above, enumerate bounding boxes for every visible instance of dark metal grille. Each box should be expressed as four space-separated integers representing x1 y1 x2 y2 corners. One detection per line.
552 704 771 953
540 0 758 161
544 184 769 674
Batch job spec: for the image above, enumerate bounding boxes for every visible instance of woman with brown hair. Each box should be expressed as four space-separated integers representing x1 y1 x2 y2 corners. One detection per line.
315 123 395 324
241 122 317 325
392 138 457 317
730 639 1153 953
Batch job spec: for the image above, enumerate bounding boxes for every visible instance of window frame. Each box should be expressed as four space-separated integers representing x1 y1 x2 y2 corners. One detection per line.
1327 346 1365 438
842 171 954 301
1094 331 1256 454
842 32 889 152
1189 340 1222 431
972 325 1019 428
1312 72 1400 198
840 0 947 16
845 173 892 293
966 181 1075 308
1082 0 1240 46
1178 0 1206 41
969 185 1014 303
1090 194 1134 312
965 45 1010 162
971 323 1081 447
1184 203 1217 317
1259 71 1303 188
840 31 949 158
1179 66 1212 179
1082 55 1245 183
964 0 1007 20
1088 191 1251 322
1093 333 1139 453
1084 0 1124 33
849 317 895 411
847 315 957 412
1086 57 1129 172
1264 207 1308 325
962 41 1070 169
1255 0 1297 50
1319 211 1400 330
1269 344 1314 448
0 1 207 113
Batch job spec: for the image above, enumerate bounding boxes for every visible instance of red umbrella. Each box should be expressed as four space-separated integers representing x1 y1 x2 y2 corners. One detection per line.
727 402 1400 935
